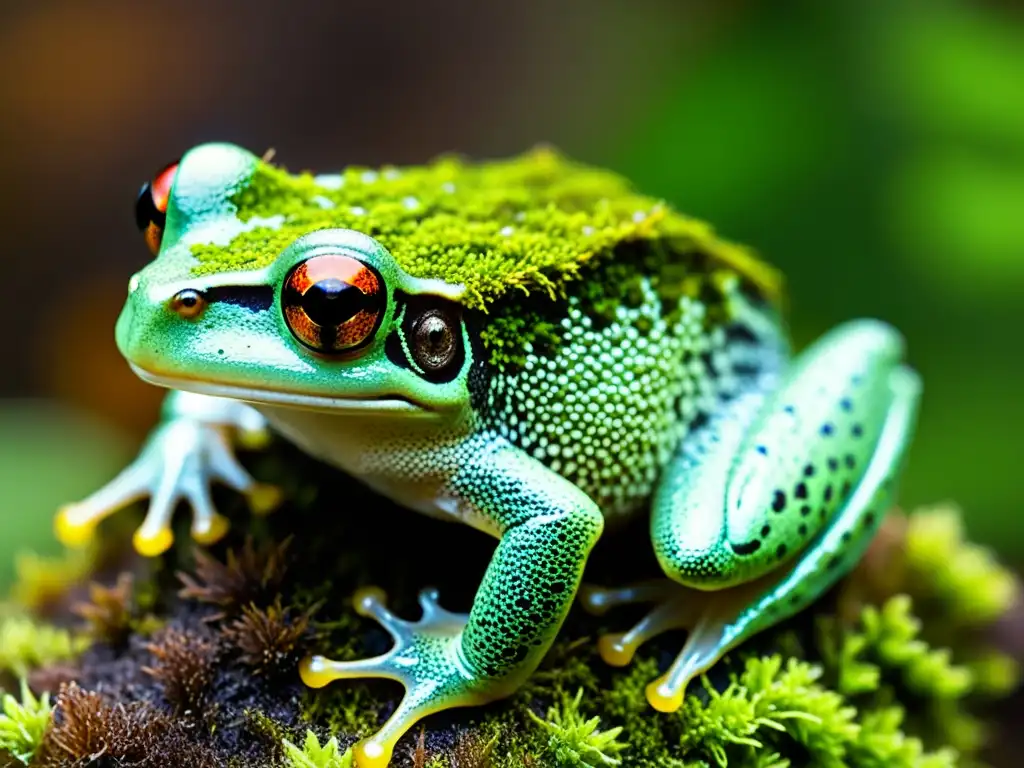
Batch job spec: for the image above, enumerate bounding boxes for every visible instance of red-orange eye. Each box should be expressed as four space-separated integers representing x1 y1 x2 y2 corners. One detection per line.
282 254 385 354
135 160 179 255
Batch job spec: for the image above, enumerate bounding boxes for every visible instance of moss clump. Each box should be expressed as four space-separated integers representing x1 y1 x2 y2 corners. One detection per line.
282 730 354 768
190 147 781 311
0 614 86 680
527 688 627 767
0 681 51 765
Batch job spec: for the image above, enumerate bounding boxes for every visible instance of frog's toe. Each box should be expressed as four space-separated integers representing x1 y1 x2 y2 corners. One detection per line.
55 462 150 549
578 579 678 616
300 587 496 768
581 579 708 668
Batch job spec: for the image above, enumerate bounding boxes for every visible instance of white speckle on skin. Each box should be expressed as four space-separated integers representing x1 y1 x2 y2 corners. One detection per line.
312 195 335 209
313 174 344 190
182 214 287 248
128 274 140 293
350 206 367 216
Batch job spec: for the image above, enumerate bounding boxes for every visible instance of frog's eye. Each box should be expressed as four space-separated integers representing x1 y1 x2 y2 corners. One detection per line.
410 307 460 373
135 160 179 255
282 254 385 353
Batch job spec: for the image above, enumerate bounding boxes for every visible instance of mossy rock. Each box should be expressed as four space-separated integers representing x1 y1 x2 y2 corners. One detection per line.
0 440 1019 767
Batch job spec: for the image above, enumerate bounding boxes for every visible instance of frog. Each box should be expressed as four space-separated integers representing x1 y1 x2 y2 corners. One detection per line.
55 142 921 767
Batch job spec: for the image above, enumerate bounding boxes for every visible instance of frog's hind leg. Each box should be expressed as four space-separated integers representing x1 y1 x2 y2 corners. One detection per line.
589 320 921 712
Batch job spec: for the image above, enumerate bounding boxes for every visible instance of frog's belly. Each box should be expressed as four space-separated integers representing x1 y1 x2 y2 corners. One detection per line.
255 403 488 528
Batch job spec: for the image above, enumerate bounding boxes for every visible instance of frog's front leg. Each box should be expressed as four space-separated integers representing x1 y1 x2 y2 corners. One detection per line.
55 390 282 556
300 441 604 768
584 320 921 712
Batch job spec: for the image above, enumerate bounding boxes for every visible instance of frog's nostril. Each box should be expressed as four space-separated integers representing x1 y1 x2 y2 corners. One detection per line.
169 289 206 320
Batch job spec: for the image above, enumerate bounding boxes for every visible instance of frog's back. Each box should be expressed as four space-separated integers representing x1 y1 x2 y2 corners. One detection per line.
471 243 788 520
190 145 787 517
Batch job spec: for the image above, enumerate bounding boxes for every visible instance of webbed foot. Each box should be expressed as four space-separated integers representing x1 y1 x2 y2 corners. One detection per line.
55 418 281 557
300 587 502 768
580 578 729 711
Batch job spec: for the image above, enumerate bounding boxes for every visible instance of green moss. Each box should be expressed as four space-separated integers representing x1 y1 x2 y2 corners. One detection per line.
0 680 51 765
527 688 627 767
0 613 87 678
190 147 781 311
281 729 353 768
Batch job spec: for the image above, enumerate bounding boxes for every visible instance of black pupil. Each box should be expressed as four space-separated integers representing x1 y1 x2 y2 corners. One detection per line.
302 278 368 326
181 293 198 307
428 326 445 346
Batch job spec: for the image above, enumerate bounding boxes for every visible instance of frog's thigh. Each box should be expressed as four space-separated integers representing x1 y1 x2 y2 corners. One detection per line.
652 319 915 589
646 321 921 711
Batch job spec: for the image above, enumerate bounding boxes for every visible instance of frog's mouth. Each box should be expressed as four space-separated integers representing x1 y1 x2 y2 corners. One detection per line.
129 363 432 415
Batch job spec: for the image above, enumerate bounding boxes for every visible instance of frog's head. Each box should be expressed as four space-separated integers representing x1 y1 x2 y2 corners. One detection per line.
117 143 474 416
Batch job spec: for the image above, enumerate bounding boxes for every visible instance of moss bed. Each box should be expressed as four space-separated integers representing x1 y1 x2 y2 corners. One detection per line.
1 439 1020 767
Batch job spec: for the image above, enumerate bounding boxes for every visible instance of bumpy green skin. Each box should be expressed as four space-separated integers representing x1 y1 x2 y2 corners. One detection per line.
67 143 920 766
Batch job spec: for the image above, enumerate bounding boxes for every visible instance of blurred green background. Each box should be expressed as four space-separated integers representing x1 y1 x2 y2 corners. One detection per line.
0 0 1022 591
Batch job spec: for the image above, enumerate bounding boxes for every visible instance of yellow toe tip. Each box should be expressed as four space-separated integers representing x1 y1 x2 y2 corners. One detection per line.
133 527 174 557
247 483 283 516
298 655 334 689
354 738 393 768
597 634 635 667
192 514 230 546
353 586 388 617
646 677 684 713
237 427 272 451
54 506 97 549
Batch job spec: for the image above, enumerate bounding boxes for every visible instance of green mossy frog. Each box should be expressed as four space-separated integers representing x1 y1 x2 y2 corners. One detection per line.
56 143 920 767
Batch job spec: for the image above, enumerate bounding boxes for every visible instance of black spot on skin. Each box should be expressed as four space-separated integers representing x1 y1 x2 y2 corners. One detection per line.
826 556 840 570
840 397 853 412
776 544 788 559
783 404 795 415
772 491 786 513
824 485 834 502
550 582 566 594
206 285 274 312
732 539 761 555
515 597 530 609
852 424 864 438
821 423 834 436
845 454 856 469
865 511 877 527
798 524 808 536
756 445 769 456
803 464 815 477
761 524 771 538
828 457 839 472
842 480 853 498
841 531 852 544
800 504 812 517
795 482 808 499
820 507 828 520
